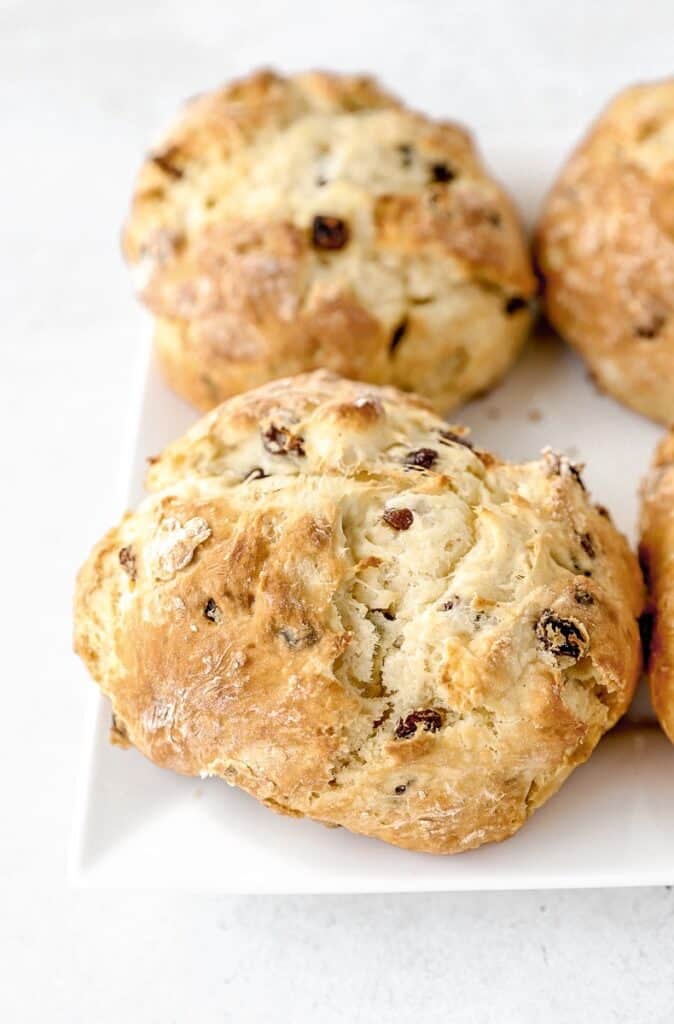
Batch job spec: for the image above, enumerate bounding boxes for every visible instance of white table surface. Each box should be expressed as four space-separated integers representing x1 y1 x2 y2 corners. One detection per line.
4 1 674 1020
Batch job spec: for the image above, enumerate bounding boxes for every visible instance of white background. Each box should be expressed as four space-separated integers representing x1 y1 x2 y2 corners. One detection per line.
3 1 674 1020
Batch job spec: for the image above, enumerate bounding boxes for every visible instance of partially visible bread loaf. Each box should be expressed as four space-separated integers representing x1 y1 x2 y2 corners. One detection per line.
536 79 674 423
640 431 674 740
123 69 535 411
74 371 642 853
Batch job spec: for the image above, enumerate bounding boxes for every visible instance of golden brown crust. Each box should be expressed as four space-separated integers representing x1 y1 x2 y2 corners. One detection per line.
640 430 674 740
74 371 643 853
124 69 535 412
536 79 674 423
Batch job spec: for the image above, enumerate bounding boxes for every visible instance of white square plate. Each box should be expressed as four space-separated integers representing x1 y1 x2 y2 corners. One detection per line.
70 330 674 892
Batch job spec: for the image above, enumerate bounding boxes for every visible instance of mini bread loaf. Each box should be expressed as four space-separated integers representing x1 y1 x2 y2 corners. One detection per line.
123 69 535 412
74 371 642 854
536 79 674 423
640 431 674 741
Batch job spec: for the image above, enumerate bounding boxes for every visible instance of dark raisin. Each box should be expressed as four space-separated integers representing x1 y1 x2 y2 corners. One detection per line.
575 589 594 606
151 148 184 179
504 296 528 315
394 784 407 795
277 624 318 649
569 463 586 490
204 598 221 623
404 447 438 471
262 424 306 457
372 608 396 621
635 314 666 339
398 143 414 167
430 162 456 183
395 708 444 740
548 452 586 490
441 599 455 611
382 507 414 531
389 318 408 354
243 467 268 482
118 546 137 580
535 611 589 661
311 215 349 250
579 532 595 558
439 429 473 450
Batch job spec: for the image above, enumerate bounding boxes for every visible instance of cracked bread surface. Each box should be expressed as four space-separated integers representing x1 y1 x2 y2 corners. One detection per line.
536 79 674 423
640 431 674 741
123 68 535 412
74 371 643 853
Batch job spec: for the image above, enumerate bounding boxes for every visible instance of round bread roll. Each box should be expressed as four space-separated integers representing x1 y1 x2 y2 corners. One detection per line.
123 69 535 412
640 431 674 740
74 372 642 854
536 79 674 423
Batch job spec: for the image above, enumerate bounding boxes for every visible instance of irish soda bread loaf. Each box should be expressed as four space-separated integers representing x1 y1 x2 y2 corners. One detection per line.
640 431 674 741
536 79 674 422
74 372 642 853
123 69 535 411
